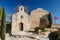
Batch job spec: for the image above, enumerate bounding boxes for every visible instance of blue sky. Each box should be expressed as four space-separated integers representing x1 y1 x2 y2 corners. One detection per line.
0 0 60 24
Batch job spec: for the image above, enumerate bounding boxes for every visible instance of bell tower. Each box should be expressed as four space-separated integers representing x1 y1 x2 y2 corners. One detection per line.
19 6 24 11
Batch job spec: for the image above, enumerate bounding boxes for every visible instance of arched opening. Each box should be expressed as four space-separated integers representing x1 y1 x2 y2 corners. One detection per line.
19 23 23 31
21 7 22 11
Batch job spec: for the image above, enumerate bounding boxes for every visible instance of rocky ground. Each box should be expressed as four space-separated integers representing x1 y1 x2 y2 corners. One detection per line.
0 31 49 40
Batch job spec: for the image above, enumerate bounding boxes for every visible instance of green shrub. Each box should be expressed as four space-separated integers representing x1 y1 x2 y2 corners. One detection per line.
48 31 58 40
57 30 60 40
35 25 45 32
39 25 45 31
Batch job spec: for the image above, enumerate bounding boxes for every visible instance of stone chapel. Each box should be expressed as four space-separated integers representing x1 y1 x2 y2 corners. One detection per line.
11 5 49 35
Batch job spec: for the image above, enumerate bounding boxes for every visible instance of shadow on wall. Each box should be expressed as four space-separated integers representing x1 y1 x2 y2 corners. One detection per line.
6 23 11 33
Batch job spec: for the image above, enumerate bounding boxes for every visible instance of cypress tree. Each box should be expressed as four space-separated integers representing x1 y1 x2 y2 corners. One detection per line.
1 8 6 40
0 6 2 36
48 12 52 28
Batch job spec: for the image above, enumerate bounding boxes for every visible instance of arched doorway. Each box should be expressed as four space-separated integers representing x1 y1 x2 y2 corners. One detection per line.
19 23 23 31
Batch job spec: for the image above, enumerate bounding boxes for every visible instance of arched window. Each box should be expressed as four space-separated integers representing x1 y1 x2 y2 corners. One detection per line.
21 7 22 11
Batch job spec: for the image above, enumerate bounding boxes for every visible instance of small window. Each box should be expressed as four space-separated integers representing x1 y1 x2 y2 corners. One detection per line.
21 15 23 18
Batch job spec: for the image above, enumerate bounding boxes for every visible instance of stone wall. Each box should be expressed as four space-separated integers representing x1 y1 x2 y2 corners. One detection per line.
30 8 49 30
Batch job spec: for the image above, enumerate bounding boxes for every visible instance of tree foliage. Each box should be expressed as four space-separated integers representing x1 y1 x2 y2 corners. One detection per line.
35 15 49 32
0 6 2 36
48 31 58 40
39 25 45 31
57 30 60 40
1 8 6 40
35 25 45 32
0 6 2 19
40 15 49 28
